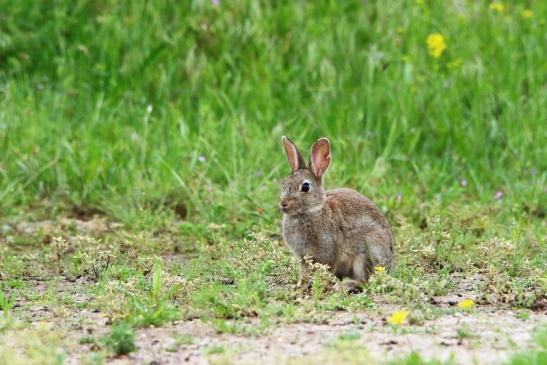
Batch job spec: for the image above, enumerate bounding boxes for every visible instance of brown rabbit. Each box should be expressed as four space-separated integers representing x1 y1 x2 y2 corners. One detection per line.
280 136 394 291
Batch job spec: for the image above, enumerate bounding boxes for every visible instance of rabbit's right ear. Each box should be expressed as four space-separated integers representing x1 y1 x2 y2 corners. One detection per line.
282 136 306 172
310 137 331 179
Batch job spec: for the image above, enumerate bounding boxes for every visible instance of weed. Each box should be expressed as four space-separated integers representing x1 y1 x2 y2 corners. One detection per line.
290 340 373 365
81 352 107 365
78 335 97 345
455 324 475 341
174 332 194 346
100 322 137 356
337 330 361 341
204 344 225 355
310 261 338 302
65 236 117 281
386 352 455 365
125 261 181 327
0 290 13 313
516 310 531 321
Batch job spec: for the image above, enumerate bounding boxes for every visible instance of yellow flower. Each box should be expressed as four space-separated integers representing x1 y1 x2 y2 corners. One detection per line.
375 265 386 273
415 0 424 5
458 299 474 310
387 310 409 325
489 2 505 13
520 10 533 18
426 33 447 58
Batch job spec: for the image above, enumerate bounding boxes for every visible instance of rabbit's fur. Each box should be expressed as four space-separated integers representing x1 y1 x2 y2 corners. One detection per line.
280 136 394 290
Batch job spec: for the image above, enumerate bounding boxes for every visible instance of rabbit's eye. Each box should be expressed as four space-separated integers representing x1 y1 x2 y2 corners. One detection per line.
301 182 310 192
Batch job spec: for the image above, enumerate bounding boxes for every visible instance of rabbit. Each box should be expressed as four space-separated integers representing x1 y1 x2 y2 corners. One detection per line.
280 136 395 292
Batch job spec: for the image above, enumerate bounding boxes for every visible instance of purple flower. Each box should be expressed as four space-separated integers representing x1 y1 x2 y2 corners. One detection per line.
495 191 503 200
211 0 220 6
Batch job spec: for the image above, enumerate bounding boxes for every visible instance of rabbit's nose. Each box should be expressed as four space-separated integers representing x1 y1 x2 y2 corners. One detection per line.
280 199 290 210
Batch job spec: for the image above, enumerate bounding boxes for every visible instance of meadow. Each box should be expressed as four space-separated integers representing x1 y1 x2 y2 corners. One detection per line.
0 0 545 364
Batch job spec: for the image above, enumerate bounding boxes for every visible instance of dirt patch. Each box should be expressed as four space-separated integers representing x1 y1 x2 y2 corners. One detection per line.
61 309 545 365
4 271 545 365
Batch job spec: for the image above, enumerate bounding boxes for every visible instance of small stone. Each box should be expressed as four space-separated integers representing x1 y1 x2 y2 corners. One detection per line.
1 224 13 234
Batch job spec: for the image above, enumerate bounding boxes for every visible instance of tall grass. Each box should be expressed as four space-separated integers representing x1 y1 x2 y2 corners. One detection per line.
0 0 545 228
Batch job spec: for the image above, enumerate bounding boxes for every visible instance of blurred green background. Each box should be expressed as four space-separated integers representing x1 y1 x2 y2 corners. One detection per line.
0 0 545 233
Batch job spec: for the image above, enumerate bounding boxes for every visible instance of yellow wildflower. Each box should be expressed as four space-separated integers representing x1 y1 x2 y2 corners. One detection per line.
387 310 409 325
489 2 505 13
427 33 446 58
520 10 533 18
458 299 474 310
415 0 424 5
375 265 386 273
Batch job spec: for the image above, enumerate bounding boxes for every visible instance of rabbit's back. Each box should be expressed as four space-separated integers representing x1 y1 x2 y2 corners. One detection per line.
326 188 394 271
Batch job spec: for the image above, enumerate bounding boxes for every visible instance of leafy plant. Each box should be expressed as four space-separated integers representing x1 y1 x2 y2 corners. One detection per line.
0 290 13 313
125 261 181 327
101 322 137 356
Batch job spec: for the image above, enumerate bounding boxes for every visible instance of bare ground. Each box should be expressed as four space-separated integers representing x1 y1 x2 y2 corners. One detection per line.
91 310 544 365
6 281 545 365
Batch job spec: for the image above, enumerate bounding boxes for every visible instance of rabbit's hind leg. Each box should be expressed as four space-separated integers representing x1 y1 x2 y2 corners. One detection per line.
336 254 371 294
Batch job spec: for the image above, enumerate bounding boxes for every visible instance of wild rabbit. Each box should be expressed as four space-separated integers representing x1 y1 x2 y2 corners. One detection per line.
280 136 394 291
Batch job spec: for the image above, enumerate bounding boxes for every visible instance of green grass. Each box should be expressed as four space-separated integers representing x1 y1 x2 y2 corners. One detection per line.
0 0 546 364
0 0 545 228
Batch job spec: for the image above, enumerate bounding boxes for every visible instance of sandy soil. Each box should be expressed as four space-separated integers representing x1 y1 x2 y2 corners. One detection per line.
65 309 544 365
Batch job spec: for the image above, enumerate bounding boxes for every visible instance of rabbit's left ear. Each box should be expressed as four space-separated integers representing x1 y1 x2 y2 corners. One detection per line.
282 136 306 172
310 138 331 179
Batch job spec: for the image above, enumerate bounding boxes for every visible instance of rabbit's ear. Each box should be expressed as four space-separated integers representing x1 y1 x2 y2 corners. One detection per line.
282 136 306 172
310 138 331 179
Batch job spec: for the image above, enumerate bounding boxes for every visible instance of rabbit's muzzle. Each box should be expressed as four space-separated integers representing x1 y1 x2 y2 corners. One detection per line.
279 198 293 213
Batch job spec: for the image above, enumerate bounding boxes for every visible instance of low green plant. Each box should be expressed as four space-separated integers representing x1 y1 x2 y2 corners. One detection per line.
386 352 455 365
0 290 13 313
455 325 475 341
174 332 194 345
78 335 97 345
337 330 361 341
125 261 181 327
100 322 137 356
204 344 225 355
516 310 531 321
